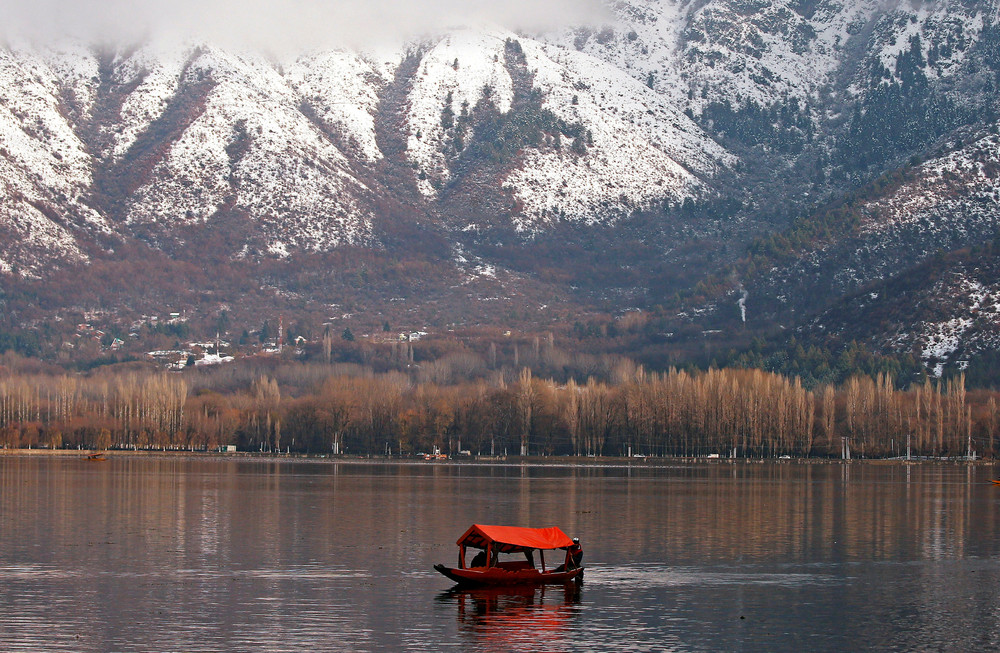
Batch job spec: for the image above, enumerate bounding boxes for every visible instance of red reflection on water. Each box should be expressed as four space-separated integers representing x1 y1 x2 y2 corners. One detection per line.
440 582 582 649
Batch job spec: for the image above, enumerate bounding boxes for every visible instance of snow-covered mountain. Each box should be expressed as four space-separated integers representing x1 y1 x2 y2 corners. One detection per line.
5 0 1000 374
0 14 734 273
1 1 993 264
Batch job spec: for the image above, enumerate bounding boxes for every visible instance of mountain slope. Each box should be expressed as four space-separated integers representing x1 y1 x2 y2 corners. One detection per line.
0 45 109 275
4 1 1000 379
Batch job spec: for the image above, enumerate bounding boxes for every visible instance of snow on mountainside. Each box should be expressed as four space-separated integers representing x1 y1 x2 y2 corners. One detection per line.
0 45 109 275
286 50 395 163
867 1 987 84
119 46 377 253
0 20 739 264
677 0 876 108
742 116 1000 378
900 271 1000 376
549 0 880 110
407 30 516 197
104 44 190 161
759 126 1000 305
37 42 102 125
506 37 729 229
801 249 1000 378
860 131 1000 243
407 29 729 230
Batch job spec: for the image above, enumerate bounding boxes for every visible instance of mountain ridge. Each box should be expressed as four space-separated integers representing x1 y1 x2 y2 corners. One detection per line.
4 0 1000 381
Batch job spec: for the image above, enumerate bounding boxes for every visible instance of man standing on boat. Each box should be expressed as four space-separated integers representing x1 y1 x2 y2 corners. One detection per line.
569 537 583 569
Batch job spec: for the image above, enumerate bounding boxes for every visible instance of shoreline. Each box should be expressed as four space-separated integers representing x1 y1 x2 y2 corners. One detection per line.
1 448 996 466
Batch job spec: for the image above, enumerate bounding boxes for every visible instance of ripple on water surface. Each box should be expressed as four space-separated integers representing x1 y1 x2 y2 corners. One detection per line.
2 458 1000 651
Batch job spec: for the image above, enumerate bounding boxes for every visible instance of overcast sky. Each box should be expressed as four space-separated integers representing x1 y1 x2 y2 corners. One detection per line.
1 0 608 51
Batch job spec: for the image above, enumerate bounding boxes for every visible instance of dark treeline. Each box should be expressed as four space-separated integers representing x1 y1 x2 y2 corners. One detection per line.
0 352 996 459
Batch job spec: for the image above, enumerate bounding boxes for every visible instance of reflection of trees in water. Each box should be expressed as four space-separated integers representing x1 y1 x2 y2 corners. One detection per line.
593 463 996 562
438 583 582 648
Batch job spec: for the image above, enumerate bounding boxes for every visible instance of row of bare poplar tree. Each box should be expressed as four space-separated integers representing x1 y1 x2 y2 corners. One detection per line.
0 362 996 458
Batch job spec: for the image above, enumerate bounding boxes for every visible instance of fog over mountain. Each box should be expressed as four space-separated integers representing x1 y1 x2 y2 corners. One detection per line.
0 0 608 50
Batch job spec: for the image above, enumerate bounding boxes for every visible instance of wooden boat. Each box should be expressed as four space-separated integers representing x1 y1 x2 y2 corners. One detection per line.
992 479 1000 486
84 452 108 461
434 524 583 586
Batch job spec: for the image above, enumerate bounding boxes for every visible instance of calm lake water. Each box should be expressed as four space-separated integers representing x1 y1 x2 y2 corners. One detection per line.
1 457 998 651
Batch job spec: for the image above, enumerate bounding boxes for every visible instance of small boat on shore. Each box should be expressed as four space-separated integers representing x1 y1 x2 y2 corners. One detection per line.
434 524 583 586
84 452 108 461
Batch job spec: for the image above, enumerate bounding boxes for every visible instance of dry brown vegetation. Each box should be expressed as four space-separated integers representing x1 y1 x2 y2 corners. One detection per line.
0 352 995 459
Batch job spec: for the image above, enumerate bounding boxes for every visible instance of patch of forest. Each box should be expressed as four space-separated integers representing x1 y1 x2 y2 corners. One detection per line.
0 350 994 460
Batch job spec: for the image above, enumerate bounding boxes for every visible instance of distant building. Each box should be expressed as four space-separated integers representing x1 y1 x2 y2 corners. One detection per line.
194 352 235 366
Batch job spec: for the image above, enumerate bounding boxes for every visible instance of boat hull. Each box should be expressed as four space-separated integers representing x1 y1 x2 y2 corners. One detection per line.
434 564 583 587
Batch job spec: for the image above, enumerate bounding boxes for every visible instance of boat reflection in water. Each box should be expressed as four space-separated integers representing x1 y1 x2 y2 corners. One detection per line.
437 583 582 649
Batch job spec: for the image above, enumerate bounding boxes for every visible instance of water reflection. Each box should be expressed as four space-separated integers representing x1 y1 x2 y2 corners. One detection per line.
437 583 582 651
1 457 999 651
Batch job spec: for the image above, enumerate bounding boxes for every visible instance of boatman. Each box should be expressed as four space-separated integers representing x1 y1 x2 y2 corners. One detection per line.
569 537 583 568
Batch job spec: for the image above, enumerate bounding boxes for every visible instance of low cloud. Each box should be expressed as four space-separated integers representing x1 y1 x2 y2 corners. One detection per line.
2 0 609 51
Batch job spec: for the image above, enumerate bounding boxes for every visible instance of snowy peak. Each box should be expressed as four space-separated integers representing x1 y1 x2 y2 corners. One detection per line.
549 0 879 110
505 36 728 228
0 25 739 266
405 28 728 230
116 45 377 252
0 45 109 275
406 30 517 196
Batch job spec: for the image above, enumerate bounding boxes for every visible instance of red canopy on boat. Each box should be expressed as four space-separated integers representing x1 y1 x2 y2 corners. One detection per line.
457 524 575 553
